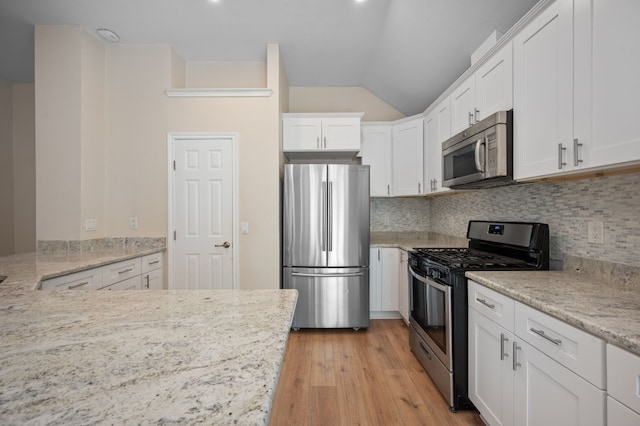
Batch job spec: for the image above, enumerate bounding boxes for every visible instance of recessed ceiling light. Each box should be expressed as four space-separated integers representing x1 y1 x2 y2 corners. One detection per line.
97 28 120 43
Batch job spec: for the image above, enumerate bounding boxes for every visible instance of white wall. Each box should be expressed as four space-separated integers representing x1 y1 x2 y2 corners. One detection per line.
12 83 36 254
289 86 405 121
186 62 266 88
0 80 15 256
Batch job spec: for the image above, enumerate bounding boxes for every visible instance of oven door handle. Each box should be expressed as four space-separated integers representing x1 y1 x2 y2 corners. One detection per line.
409 267 449 293
474 137 486 173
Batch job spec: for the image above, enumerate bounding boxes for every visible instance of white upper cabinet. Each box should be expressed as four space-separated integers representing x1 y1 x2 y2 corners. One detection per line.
282 113 363 160
573 0 640 169
392 117 424 196
451 75 477 135
514 0 640 180
513 0 574 180
361 123 392 197
451 43 513 136
475 42 513 122
424 99 451 194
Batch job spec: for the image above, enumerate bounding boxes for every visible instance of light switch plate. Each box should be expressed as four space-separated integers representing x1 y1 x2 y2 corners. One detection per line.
241 222 249 234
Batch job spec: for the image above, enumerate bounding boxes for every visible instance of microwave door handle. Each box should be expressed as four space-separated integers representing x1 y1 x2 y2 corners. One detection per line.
474 138 485 173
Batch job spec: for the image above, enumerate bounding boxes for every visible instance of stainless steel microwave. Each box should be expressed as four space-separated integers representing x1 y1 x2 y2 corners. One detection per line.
442 110 513 189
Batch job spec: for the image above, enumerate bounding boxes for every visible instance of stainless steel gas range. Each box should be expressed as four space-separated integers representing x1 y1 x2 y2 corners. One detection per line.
408 220 549 411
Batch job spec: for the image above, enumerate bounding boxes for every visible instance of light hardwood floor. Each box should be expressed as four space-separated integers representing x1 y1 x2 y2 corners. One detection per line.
269 319 485 426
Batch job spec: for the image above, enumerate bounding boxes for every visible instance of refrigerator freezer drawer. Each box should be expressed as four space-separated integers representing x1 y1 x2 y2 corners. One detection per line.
283 267 369 329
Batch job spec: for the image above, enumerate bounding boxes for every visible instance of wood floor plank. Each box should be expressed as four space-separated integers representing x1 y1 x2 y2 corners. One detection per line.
269 320 484 426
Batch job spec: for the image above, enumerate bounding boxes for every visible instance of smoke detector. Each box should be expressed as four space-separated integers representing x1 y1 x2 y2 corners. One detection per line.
97 28 120 43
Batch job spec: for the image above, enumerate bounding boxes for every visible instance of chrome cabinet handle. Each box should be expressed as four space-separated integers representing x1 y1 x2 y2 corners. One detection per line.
316 136 320 149
323 136 327 149
474 108 480 123
468 111 474 126
500 333 509 361
573 138 583 167
144 274 150 289
530 328 562 346
148 260 160 265
387 184 390 196
418 182 421 194
68 281 90 289
476 297 495 309
118 268 134 274
513 342 521 370
558 143 567 169
215 241 231 248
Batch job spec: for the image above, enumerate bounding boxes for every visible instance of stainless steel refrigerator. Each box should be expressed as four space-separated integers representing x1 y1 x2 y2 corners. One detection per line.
282 164 370 329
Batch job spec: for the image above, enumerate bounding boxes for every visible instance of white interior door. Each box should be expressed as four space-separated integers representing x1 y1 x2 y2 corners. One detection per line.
170 135 235 289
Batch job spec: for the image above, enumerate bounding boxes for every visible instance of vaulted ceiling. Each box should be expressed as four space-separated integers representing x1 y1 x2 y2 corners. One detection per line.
0 0 538 116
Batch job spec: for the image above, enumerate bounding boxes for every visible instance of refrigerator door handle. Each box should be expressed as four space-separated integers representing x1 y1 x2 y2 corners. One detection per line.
291 272 364 278
321 181 327 252
328 181 333 252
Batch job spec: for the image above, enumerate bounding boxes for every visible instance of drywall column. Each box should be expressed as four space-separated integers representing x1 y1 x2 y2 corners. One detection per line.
35 26 106 242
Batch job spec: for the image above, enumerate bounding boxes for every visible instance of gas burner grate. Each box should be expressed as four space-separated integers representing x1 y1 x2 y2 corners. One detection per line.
412 247 531 269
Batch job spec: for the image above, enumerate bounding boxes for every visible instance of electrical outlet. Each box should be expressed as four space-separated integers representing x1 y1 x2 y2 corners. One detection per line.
587 221 604 244
130 217 138 230
85 219 97 231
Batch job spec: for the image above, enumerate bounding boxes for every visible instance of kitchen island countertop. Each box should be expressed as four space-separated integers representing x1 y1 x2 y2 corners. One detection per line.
0 250 297 425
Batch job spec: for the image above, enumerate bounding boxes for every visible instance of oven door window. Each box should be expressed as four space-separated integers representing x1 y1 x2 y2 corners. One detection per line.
411 273 448 354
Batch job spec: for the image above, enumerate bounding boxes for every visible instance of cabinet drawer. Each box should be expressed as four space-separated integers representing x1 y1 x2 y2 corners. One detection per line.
515 302 605 388
141 252 163 273
40 267 103 290
607 344 640 414
468 280 514 330
102 258 141 286
101 275 141 291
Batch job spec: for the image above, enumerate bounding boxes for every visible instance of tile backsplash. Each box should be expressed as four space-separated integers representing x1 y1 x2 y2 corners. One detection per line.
371 172 640 267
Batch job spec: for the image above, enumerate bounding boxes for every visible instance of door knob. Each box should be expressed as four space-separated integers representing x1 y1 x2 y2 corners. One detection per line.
215 241 231 249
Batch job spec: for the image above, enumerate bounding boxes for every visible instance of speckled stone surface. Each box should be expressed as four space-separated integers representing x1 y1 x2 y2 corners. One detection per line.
467 266 640 356
0 249 297 425
370 231 468 251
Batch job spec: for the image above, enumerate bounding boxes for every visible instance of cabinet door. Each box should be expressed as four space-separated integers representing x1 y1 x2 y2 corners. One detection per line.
574 0 640 169
141 252 163 274
102 257 142 287
322 118 361 151
369 248 381 312
468 308 515 426
513 339 606 426
476 42 513 122
361 124 392 197
283 117 322 150
142 269 164 290
451 75 476 135
398 250 409 324
101 275 142 291
424 109 450 194
513 0 574 180
608 396 640 426
392 118 424 196
381 248 399 312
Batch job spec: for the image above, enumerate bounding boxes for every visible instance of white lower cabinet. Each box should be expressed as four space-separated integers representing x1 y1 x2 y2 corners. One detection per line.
369 247 401 319
41 252 164 291
607 344 640 423
101 275 141 291
468 280 606 426
398 249 409 324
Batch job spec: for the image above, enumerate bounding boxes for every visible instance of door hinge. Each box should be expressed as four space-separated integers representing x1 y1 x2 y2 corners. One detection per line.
173 231 176 240
173 160 176 170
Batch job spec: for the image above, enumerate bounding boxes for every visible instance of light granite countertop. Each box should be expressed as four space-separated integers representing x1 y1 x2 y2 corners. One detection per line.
467 266 640 356
0 250 297 425
370 231 468 251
